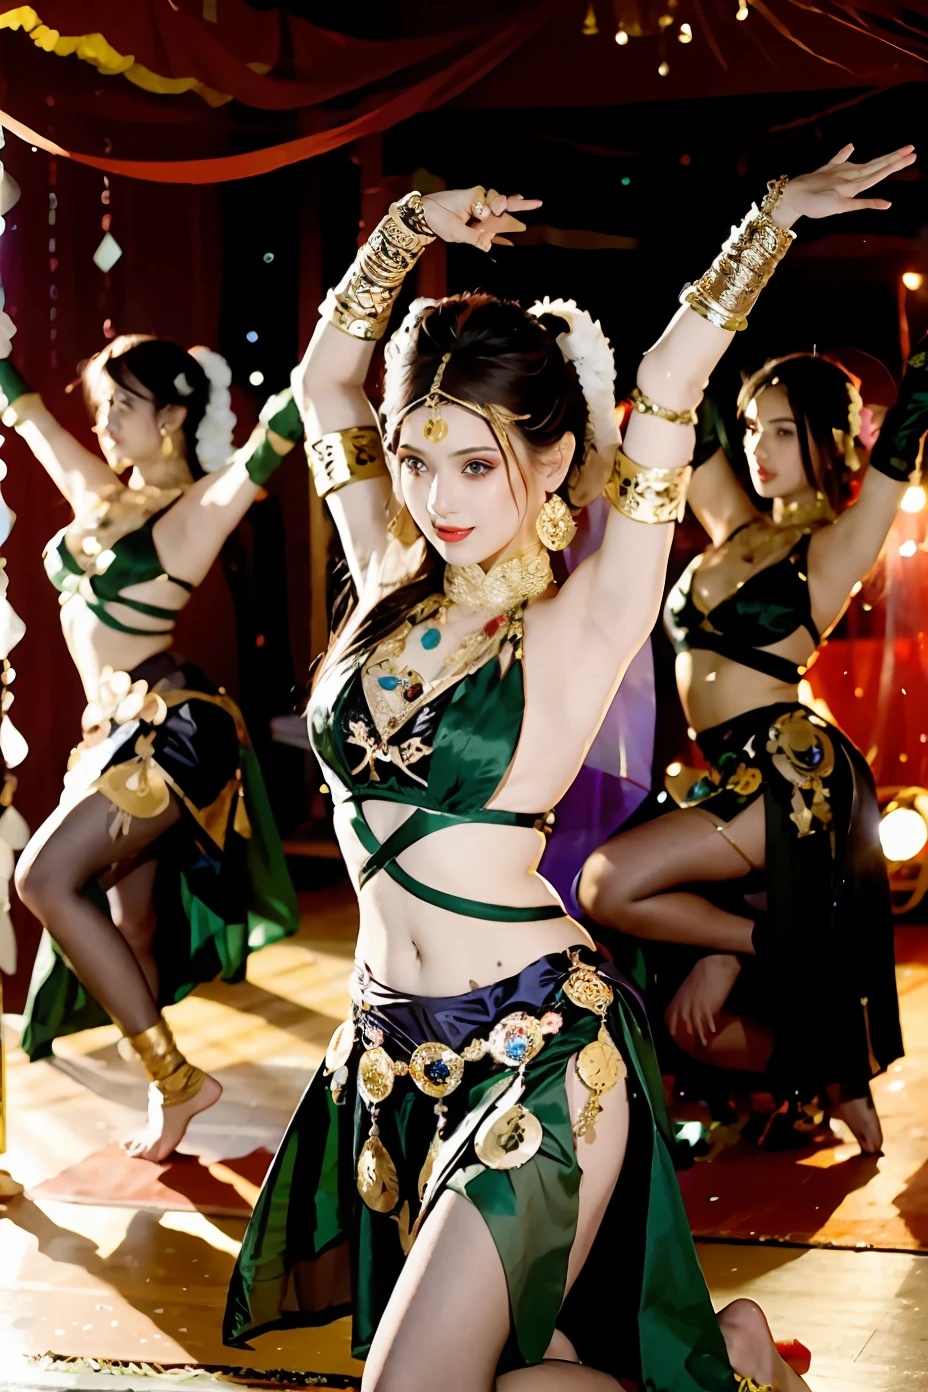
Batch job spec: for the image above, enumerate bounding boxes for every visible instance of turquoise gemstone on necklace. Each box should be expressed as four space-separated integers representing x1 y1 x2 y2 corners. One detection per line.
377 675 401 690
420 627 441 650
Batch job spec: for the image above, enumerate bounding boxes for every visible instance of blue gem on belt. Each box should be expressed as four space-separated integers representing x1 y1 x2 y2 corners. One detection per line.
409 1042 465 1099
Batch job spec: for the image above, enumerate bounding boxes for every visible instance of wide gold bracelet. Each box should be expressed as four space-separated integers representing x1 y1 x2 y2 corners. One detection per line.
1 390 43 429
603 446 691 524
629 387 698 427
320 192 436 342
308 426 389 498
679 180 795 333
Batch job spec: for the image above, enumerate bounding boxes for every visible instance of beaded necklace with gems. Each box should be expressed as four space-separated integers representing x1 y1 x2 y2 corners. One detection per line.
359 544 553 748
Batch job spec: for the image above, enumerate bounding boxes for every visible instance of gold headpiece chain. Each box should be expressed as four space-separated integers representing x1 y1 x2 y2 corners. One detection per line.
423 354 453 443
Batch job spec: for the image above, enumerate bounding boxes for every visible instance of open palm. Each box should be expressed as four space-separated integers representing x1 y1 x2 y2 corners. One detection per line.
776 143 916 226
422 186 542 253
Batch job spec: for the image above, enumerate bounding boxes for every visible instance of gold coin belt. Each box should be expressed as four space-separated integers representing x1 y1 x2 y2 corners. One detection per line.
323 960 629 1220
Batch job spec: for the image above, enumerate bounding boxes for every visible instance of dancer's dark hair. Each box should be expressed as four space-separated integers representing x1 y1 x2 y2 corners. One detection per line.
324 295 588 671
82 334 212 480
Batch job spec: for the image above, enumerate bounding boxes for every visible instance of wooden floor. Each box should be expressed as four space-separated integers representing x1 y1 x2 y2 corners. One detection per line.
1 884 927 1390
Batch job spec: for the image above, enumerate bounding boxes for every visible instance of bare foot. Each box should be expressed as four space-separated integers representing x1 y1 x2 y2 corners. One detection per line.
120 1074 222 1162
831 1090 883 1155
718 1298 811 1391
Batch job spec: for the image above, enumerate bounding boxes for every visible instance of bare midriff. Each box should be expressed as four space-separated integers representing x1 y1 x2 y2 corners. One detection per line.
60 584 187 700
674 646 805 736
334 799 594 997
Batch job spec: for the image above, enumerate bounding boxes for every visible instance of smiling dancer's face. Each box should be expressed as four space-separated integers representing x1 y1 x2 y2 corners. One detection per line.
397 403 571 571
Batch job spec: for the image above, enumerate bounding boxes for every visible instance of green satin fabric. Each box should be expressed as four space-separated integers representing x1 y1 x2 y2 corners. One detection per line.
310 643 560 917
224 986 734 1388
665 531 817 657
312 645 529 817
19 739 299 1061
44 504 193 637
871 337 928 480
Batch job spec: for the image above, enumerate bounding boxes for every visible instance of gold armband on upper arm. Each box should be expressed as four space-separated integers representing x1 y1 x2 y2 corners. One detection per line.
604 447 691 525
307 426 389 498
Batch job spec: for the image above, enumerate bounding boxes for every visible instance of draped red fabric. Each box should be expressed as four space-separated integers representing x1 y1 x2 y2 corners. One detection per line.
0 5 557 182
14 1 545 109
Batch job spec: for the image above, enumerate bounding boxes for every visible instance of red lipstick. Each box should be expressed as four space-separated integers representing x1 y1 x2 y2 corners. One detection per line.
435 525 474 543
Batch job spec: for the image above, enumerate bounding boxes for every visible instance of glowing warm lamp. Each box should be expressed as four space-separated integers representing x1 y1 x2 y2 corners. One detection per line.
658 60 670 74
678 22 693 40
615 27 629 42
880 806 928 862
902 484 927 514
736 3 749 17
899 539 918 557
666 761 682 777
903 271 924 292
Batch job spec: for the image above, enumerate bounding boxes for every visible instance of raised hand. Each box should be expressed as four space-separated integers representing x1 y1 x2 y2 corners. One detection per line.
774 143 916 228
422 186 542 253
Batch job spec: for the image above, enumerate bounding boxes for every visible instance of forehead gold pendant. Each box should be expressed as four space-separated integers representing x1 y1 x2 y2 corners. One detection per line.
423 353 451 443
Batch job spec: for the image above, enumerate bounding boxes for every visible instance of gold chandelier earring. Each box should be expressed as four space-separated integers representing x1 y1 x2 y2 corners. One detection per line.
536 492 577 551
160 427 175 460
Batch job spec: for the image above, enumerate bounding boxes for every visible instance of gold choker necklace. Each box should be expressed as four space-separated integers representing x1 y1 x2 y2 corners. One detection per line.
443 543 553 614
771 491 835 530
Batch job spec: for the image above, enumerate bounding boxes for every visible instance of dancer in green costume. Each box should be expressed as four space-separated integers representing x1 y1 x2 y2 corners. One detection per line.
3 333 301 1162
226 145 913 1390
582 350 916 1154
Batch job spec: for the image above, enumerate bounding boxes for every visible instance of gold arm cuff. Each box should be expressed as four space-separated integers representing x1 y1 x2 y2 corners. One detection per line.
308 426 388 498
126 1017 206 1108
1 391 44 428
603 447 691 524
680 196 795 333
320 191 436 342
630 387 698 427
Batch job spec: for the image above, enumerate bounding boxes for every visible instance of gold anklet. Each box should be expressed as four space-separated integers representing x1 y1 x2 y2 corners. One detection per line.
126 1017 206 1108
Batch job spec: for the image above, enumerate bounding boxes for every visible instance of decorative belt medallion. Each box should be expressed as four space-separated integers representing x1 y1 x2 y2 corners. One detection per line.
486 1012 545 1067
357 1130 399 1212
408 1042 465 1099
562 967 614 1014
766 709 835 836
358 1047 397 1105
325 1018 356 1074
576 1031 626 1095
475 1102 544 1170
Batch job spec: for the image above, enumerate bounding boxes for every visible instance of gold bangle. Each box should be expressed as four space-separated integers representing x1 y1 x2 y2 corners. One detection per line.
320 192 435 342
308 426 388 498
603 446 691 525
679 190 794 333
629 387 698 427
1 390 43 428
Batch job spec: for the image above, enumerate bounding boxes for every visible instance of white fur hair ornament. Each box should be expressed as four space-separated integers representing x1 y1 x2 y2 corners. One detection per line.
528 297 618 507
187 346 237 473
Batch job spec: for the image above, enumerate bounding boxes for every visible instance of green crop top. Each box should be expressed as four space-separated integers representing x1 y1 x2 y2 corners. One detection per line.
664 526 819 685
44 501 193 637
309 640 563 923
